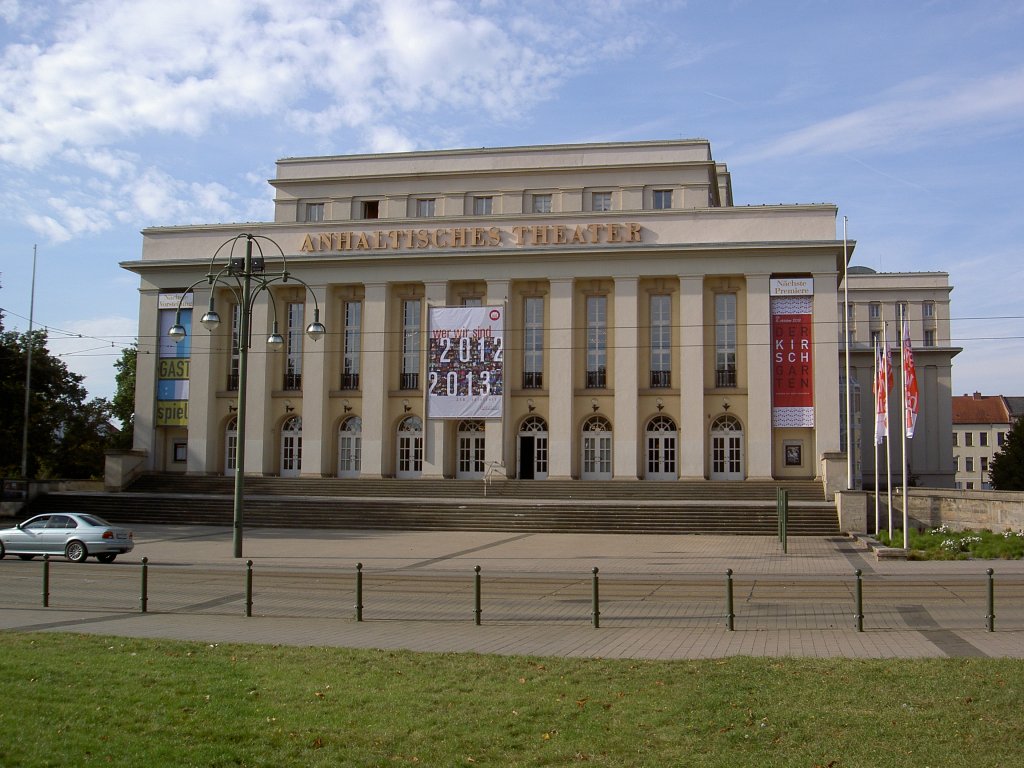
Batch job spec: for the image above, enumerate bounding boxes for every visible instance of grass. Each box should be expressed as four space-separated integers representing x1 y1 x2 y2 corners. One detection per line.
878 526 1024 560
2 633 1024 766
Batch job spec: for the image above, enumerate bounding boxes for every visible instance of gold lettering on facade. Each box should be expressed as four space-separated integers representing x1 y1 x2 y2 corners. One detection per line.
298 223 644 252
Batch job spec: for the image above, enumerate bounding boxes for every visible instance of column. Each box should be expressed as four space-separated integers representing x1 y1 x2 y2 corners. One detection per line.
746 273 773 479
186 285 218 474
133 291 160 469
548 278 574 479
679 276 705 479
487 279 511 475
243 298 274 475
360 282 388 478
422 281 449 477
613 277 640 478
300 286 330 477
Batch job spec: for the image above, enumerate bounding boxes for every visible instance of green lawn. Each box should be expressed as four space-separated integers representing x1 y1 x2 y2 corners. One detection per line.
2 632 1022 767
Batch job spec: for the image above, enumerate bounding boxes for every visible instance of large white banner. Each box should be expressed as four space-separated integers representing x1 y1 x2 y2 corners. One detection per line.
427 306 504 419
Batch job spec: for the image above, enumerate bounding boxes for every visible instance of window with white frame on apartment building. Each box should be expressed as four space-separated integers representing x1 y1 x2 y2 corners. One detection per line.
341 300 361 390
401 299 421 390
653 189 672 209
305 202 324 222
473 196 493 215
416 198 435 217
650 294 671 388
228 303 241 391
586 295 607 389
592 191 611 211
523 296 543 389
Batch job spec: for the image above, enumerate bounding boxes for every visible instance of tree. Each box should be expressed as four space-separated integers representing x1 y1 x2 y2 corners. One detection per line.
0 292 115 479
110 345 137 450
990 419 1024 491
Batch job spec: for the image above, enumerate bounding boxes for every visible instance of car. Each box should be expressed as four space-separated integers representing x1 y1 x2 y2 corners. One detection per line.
0 513 134 563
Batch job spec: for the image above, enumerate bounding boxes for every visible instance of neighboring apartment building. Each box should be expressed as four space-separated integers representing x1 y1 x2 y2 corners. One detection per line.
952 393 1013 489
119 139 957 490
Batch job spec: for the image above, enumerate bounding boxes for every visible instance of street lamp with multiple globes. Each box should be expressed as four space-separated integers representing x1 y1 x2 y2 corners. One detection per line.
168 233 325 558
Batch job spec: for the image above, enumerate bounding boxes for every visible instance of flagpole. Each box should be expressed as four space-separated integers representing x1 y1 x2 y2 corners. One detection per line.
884 321 893 538
873 338 880 534
900 304 909 550
20 244 38 479
843 217 853 490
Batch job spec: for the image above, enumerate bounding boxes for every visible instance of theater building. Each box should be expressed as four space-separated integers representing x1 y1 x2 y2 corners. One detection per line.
118 140 953 488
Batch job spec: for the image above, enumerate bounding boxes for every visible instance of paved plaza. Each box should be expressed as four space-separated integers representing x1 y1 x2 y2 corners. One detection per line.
2 525 1023 659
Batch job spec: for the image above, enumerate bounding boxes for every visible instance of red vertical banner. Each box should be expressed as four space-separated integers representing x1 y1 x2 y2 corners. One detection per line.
770 281 814 428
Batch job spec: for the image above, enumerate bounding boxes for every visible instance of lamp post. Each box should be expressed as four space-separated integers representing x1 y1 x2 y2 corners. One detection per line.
169 233 325 558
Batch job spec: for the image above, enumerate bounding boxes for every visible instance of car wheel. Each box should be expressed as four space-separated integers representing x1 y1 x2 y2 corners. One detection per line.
0 541 4 559
96 553 117 564
65 540 88 563
18 554 37 561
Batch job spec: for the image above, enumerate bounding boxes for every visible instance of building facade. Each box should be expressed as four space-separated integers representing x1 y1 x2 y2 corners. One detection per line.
952 393 1013 489
119 140 953 487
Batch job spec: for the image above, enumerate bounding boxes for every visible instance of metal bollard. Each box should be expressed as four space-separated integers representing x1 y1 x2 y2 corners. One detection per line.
140 557 149 614
245 559 253 618
854 569 864 632
986 568 995 632
355 562 363 622
726 568 735 631
591 567 600 629
42 554 50 608
473 565 482 626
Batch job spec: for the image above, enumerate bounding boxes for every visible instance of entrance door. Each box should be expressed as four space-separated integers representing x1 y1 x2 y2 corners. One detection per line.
517 416 548 480
710 415 744 480
456 420 486 479
581 415 612 480
338 416 362 478
396 416 423 479
645 415 678 480
280 416 302 477
224 417 238 476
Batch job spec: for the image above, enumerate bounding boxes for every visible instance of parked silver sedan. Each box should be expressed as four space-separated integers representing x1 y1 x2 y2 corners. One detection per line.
0 513 134 563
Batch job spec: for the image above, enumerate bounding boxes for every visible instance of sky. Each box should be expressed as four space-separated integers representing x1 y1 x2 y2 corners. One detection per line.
1 0 1023 403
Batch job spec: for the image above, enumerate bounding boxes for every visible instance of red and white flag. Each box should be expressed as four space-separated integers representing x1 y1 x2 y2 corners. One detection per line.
902 318 919 439
873 334 895 445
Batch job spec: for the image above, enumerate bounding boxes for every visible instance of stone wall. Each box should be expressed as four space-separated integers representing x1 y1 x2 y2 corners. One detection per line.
906 488 1024 532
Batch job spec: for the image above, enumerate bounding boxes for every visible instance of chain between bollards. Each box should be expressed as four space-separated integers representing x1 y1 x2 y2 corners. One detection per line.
854 568 864 632
986 568 995 632
42 554 50 608
725 568 735 631
473 565 482 626
591 567 600 629
244 559 253 618
355 562 363 622
140 557 149 613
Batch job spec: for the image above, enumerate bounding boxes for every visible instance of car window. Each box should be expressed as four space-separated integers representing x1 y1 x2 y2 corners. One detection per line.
24 517 50 530
47 515 73 529
79 514 110 527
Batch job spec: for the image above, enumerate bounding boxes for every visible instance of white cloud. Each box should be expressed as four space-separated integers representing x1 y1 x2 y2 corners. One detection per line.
737 66 1024 163
47 314 138 400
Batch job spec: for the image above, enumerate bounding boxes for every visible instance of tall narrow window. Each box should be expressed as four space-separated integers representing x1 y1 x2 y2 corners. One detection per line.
586 295 607 389
362 200 379 219
923 301 935 318
650 295 671 388
401 298 421 390
305 202 324 222
473 196 493 215
341 300 362 390
532 194 552 213
523 296 544 389
228 303 241 391
924 329 935 346
284 302 303 390
715 294 737 387
592 191 612 211
869 302 881 319
653 189 672 209
416 198 435 217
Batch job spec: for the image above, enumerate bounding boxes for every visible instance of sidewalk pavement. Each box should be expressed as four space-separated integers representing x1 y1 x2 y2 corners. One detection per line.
3 526 1023 659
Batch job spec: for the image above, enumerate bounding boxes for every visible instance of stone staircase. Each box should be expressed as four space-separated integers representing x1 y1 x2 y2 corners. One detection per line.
27 474 840 535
